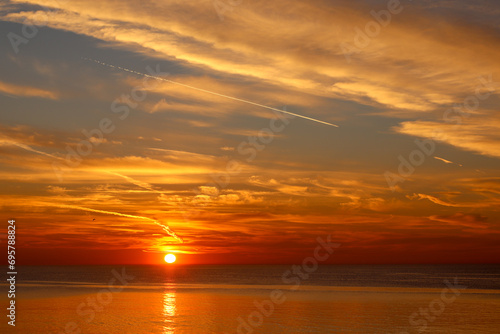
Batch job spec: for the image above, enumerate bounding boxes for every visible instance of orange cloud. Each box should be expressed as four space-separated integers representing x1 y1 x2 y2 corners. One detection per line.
396 119 500 158
0 80 59 99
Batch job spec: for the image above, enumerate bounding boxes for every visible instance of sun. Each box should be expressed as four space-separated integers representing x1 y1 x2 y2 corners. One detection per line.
164 253 176 264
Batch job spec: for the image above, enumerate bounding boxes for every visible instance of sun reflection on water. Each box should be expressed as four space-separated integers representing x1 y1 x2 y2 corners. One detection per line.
162 291 177 334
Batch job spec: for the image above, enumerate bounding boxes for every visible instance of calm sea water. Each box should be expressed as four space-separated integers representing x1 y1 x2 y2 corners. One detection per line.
3 265 500 333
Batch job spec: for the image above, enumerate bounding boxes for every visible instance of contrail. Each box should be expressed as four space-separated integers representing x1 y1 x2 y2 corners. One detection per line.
434 156 453 164
0 138 64 161
83 58 339 127
44 202 184 243
434 156 463 167
107 171 159 192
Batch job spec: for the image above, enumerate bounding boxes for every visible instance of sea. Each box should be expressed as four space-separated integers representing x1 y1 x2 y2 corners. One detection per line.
2 264 500 333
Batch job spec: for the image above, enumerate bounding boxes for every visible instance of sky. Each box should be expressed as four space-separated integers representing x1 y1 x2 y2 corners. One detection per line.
0 0 499 265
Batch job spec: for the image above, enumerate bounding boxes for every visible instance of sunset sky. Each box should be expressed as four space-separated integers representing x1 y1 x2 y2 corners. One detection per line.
1 0 499 265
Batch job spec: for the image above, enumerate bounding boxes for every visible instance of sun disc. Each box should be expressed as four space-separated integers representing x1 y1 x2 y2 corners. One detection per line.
164 253 176 263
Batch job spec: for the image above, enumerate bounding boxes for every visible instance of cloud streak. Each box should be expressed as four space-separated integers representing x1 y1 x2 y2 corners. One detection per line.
0 80 59 99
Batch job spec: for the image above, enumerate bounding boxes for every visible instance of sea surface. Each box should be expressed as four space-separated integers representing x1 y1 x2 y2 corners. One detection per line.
2 264 500 333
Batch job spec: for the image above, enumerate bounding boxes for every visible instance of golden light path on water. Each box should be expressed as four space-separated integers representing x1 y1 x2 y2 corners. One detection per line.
163 292 177 334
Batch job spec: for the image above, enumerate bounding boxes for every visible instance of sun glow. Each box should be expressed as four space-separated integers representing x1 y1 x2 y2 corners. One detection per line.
164 253 176 263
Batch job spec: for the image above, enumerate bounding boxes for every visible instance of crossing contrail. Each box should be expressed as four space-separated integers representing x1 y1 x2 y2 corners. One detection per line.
83 58 339 127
